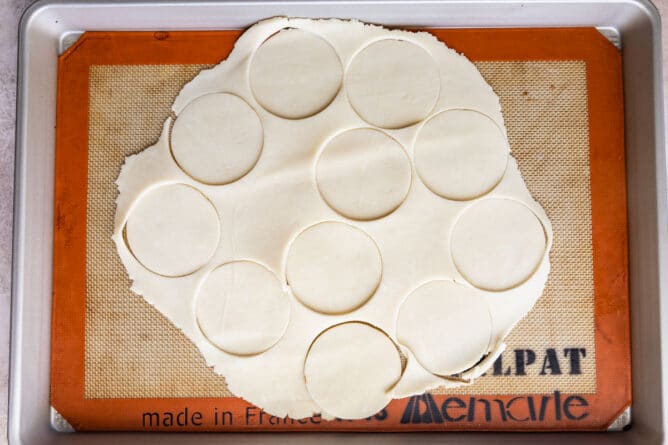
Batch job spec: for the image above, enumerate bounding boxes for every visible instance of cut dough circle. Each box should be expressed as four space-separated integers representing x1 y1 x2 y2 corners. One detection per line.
397 280 492 376
171 93 263 184
415 109 509 200
346 39 440 129
249 28 343 119
125 183 219 277
316 128 411 220
304 322 402 419
286 221 382 315
195 261 290 355
451 199 547 291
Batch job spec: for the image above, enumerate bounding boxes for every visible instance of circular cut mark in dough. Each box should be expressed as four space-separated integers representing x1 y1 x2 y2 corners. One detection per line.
451 199 547 291
125 183 219 277
286 222 382 315
346 39 440 129
304 322 402 419
415 109 509 200
316 128 411 220
249 28 343 119
195 261 290 355
397 280 492 376
171 93 263 185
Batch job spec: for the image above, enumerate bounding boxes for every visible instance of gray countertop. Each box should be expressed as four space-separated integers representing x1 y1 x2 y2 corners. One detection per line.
1 1 33 443
1 1 667 443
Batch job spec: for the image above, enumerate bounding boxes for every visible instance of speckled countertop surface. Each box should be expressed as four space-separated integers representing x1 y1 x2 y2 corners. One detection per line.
1 1 667 443
1 1 33 443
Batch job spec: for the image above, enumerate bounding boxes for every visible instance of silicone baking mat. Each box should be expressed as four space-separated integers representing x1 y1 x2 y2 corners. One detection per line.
50 27 630 431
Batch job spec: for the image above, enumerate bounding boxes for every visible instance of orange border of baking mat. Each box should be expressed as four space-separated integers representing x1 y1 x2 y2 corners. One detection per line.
51 28 629 432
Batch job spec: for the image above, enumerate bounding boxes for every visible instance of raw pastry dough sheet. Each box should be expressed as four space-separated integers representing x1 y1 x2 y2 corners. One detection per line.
50 27 630 432
112 18 551 420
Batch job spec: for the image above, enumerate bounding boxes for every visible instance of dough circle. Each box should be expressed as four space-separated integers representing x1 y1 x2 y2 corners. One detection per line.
250 28 343 119
286 221 382 314
451 199 547 291
316 128 411 220
346 39 440 129
304 322 402 419
397 280 492 376
125 183 219 277
415 109 509 200
171 93 263 185
195 261 290 355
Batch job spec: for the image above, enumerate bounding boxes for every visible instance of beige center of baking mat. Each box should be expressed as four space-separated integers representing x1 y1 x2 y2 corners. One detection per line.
85 60 594 399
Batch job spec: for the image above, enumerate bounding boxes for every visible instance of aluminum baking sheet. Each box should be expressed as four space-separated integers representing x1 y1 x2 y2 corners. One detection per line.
10 1 666 444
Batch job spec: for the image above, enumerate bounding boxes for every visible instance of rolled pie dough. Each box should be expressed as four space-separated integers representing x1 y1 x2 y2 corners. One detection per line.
113 17 553 420
316 128 412 220
170 92 263 185
195 261 290 355
286 221 383 315
124 183 219 277
304 322 402 419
